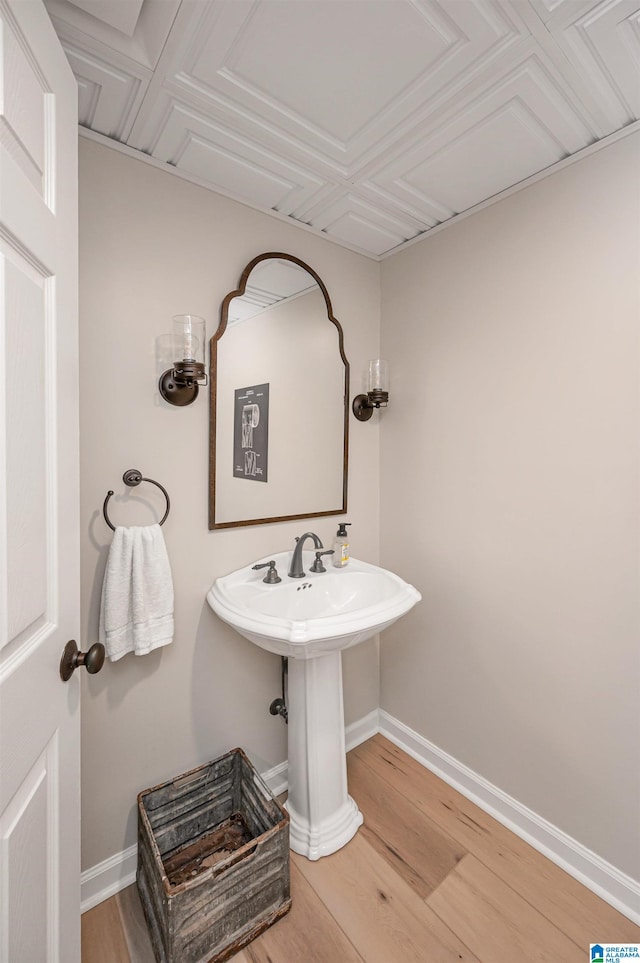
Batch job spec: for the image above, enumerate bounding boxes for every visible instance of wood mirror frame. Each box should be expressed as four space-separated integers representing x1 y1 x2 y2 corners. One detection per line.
209 252 349 529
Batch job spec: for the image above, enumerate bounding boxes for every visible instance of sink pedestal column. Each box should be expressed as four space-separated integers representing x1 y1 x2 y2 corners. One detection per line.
285 651 363 860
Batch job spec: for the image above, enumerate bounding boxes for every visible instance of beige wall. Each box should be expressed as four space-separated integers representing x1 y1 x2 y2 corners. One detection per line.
78 138 381 871
379 133 640 878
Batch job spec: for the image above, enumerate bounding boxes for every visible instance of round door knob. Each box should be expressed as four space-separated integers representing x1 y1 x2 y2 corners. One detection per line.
60 640 106 682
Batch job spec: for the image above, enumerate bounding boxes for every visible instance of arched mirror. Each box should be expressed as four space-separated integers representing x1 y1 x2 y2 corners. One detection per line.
209 253 349 529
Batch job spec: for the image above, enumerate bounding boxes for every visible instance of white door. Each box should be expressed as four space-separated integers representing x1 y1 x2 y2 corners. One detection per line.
0 2 82 960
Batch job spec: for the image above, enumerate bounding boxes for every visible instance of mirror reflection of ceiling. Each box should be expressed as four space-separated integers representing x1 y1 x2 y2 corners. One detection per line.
45 0 640 258
228 259 317 325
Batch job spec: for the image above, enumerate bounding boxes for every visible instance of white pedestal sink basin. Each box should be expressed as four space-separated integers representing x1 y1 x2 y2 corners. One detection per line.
207 551 421 859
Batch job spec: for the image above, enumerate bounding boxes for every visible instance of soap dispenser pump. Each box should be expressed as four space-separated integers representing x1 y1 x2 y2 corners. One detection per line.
332 523 352 568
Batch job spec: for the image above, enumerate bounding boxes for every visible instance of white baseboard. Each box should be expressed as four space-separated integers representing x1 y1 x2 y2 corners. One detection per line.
81 843 138 913
345 708 381 752
378 709 640 925
260 759 288 797
81 706 640 925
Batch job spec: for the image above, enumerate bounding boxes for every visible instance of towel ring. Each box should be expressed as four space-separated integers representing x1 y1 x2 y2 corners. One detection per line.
103 469 170 532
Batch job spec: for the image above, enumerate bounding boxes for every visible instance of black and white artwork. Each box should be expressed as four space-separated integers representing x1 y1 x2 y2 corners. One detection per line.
233 383 269 482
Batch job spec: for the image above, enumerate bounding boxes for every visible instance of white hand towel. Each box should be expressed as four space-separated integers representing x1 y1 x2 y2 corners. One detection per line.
99 524 174 662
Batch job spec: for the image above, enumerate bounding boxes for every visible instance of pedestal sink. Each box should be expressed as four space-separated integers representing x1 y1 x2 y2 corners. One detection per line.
207 551 421 859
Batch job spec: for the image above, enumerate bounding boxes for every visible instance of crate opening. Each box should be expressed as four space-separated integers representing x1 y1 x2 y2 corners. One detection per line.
162 812 254 886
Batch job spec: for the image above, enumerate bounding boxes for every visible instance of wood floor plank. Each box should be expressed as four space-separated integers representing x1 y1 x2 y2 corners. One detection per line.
353 735 640 945
347 751 466 898
244 861 363 963
82 896 131 963
293 833 480 963
428 853 584 963
115 885 155 963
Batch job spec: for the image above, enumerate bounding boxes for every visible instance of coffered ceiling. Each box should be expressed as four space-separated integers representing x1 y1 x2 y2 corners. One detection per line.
44 0 640 258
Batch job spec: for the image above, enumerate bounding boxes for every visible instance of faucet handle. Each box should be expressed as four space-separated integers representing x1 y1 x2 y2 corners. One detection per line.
252 560 282 584
309 549 334 574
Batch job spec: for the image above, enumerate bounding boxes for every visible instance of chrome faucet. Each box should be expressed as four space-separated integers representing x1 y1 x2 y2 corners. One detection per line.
288 532 323 578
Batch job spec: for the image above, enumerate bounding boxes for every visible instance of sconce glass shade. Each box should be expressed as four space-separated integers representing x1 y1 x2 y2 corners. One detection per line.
367 358 389 407
159 314 208 407
352 358 389 421
367 358 388 394
172 315 205 364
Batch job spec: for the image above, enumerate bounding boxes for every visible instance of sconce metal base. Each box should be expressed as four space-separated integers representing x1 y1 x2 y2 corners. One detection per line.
352 389 388 421
352 393 374 421
159 368 199 406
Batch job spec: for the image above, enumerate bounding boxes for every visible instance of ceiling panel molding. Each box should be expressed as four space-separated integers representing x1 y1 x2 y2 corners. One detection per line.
129 0 534 175
45 0 180 69
307 197 417 256
289 183 357 224
45 13 154 78
293 183 434 238
528 0 596 25
132 80 354 181
150 101 328 216
46 13 154 140
544 0 640 124
394 100 568 215
76 75 100 134
365 49 597 222
505 0 620 135
48 0 640 257
126 1 224 149
305 190 427 242
57 40 148 140
354 35 603 184
356 181 452 230
66 0 145 38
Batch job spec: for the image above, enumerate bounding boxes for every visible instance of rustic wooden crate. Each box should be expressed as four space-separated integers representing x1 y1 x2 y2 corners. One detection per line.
137 748 291 963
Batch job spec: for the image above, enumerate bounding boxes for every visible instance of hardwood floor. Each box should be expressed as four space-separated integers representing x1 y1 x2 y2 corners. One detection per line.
81 735 640 962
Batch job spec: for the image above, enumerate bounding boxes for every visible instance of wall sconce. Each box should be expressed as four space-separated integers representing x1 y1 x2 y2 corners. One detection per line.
159 315 208 406
352 359 389 422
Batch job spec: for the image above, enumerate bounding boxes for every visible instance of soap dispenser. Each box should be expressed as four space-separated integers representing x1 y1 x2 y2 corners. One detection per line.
332 523 351 567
